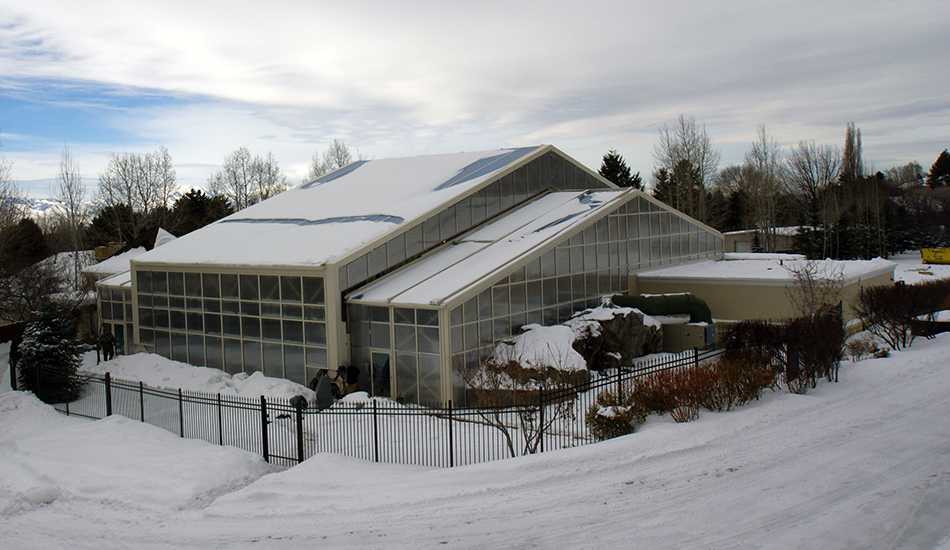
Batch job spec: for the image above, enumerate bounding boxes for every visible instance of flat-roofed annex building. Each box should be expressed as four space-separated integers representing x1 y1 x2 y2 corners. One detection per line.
102 145 724 405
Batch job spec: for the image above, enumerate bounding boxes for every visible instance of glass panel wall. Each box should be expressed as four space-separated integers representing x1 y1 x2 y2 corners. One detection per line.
136 270 325 386
98 286 134 355
338 152 611 292
348 304 442 404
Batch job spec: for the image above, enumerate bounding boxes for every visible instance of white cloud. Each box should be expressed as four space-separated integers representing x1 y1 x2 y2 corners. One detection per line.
0 0 947 196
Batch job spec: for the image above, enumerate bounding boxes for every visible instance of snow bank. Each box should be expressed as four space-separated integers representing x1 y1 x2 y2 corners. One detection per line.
80 352 315 401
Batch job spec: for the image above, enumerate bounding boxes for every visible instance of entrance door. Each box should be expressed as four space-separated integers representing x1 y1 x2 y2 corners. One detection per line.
114 324 125 356
371 352 391 397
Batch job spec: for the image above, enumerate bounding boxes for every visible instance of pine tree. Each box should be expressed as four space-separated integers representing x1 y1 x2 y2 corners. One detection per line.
598 150 641 189
927 149 950 189
17 302 85 404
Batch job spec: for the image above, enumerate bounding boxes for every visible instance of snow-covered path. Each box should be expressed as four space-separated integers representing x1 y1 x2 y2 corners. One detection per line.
3 327 950 549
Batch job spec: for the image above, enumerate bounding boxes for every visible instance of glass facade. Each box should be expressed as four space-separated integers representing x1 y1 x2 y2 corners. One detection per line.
447 195 722 403
348 305 442 404
347 194 723 405
98 286 133 355
338 152 611 292
134 270 326 385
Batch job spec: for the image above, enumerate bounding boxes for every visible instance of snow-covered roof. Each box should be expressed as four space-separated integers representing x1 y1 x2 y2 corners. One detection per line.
85 247 148 277
135 146 543 268
348 189 631 307
97 270 132 289
636 256 896 286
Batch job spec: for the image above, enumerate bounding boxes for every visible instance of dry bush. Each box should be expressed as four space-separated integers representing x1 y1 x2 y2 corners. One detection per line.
699 349 780 412
854 279 950 350
585 383 648 441
647 368 717 423
845 334 879 362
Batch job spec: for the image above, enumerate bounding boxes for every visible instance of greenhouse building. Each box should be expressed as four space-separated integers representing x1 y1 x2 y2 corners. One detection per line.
99 145 723 405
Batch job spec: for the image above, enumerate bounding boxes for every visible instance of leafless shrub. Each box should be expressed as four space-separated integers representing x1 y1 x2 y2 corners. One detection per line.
456 346 581 457
845 334 879 362
854 280 950 350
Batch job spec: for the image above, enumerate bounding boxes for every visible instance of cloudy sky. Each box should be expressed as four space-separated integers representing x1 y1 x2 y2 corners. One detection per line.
0 0 947 198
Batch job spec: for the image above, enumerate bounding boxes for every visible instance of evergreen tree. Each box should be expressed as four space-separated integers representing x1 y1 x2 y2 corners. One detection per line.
0 217 50 275
169 189 234 236
927 149 950 189
17 301 85 404
598 150 641 189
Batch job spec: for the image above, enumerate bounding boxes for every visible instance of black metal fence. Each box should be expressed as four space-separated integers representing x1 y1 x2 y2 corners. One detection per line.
49 347 724 468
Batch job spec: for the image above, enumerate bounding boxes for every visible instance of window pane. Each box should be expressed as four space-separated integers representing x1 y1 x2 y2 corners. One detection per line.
202 274 220 298
282 320 303 343
417 309 438 326
224 339 242 374
222 315 241 337
240 275 259 301
188 334 205 366
205 337 223 370
263 343 282 377
136 271 152 294
262 318 282 341
371 322 390 348
221 274 239 299
284 346 304 382
303 277 325 304
242 317 260 339
305 322 327 346
306 347 327 367
170 310 186 331
395 324 416 352
260 275 280 302
185 273 201 297
280 276 301 303
204 314 221 335
243 341 262 372
168 272 184 296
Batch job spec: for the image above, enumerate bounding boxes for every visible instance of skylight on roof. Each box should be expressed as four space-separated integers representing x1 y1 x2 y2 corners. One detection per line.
434 147 537 191
220 214 404 227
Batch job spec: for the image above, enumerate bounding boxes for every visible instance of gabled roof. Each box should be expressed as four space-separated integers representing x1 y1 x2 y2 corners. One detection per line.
135 146 545 268
348 189 633 308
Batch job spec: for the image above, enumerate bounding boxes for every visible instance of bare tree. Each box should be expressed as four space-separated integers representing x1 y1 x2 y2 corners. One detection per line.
786 141 840 209
96 147 178 243
784 260 843 318
652 115 721 222
305 139 364 183
743 126 786 252
52 146 87 289
209 147 289 211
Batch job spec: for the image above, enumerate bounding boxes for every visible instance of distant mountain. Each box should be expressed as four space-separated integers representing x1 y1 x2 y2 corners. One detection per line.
13 188 194 221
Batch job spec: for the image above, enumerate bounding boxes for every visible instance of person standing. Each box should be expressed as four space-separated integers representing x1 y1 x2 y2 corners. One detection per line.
98 327 116 362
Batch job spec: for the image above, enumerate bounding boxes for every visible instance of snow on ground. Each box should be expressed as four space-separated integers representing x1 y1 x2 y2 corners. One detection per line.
3 327 950 548
892 250 950 284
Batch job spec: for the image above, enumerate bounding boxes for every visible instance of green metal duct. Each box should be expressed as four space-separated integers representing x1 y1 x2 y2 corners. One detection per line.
611 293 713 324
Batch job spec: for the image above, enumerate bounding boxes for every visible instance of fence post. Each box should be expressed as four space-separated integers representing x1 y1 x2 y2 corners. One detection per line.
139 381 145 422
105 372 112 417
373 399 379 463
538 388 545 454
217 393 223 446
295 398 305 465
260 395 270 463
178 388 184 437
693 347 699 369
448 400 454 468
